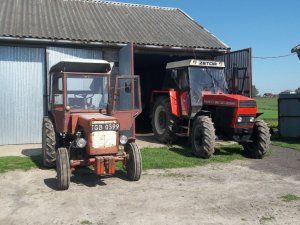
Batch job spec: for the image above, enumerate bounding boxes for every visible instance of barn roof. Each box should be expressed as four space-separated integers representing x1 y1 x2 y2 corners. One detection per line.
0 0 229 50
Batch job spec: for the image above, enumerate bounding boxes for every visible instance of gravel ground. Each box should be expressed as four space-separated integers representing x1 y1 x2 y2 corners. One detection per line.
0 143 299 225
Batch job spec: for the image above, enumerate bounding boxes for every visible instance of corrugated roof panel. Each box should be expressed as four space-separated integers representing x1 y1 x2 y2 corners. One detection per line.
0 0 229 50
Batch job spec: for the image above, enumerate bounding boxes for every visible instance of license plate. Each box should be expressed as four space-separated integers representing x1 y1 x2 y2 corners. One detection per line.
92 123 120 132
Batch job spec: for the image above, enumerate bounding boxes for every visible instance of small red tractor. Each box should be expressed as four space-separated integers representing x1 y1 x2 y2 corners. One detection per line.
42 59 142 190
151 59 271 158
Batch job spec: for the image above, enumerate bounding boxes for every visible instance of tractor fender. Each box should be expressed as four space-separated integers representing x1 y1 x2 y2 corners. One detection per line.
256 112 264 118
150 90 180 117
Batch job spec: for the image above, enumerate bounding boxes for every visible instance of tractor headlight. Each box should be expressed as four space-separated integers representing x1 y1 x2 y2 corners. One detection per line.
237 116 243 123
76 138 87 148
120 135 128 145
249 117 255 123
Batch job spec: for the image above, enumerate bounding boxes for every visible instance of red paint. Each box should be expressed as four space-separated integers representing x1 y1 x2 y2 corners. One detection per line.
180 91 189 116
169 90 180 117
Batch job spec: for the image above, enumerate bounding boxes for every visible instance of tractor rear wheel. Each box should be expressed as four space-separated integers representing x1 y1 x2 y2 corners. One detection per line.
243 120 271 159
191 116 216 159
151 96 178 143
42 117 56 168
125 142 142 181
56 147 70 190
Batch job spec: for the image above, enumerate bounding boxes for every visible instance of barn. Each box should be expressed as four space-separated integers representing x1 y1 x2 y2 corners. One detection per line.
0 0 252 145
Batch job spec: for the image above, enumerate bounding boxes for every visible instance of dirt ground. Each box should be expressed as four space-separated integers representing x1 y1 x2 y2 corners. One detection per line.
0 143 299 225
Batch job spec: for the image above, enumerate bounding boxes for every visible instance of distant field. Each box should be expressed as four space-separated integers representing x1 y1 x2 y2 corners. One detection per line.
255 96 278 127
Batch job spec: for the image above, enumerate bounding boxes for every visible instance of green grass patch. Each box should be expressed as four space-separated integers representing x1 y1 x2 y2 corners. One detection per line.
0 144 245 173
255 97 278 127
0 155 43 173
279 194 300 202
141 144 244 170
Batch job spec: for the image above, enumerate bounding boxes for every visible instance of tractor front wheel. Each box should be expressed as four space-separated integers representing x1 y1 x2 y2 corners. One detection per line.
125 142 142 181
56 147 70 190
191 116 216 159
151 96 178 143
42 117 56 168
243 120 271 159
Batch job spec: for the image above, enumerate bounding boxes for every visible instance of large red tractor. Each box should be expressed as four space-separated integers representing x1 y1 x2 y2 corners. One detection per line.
42 59 142 190
151 59 271 158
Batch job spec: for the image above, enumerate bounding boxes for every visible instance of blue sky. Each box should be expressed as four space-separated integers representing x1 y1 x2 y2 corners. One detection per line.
113 0 300 94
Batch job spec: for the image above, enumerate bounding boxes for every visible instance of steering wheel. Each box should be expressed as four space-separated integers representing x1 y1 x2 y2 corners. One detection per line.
74 93 94 99
74 93 95 109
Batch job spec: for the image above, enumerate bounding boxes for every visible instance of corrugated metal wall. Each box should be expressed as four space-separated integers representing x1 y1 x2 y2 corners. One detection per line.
47 47 103 71
0 46 45 144
278 94 300 138
0 46 104 145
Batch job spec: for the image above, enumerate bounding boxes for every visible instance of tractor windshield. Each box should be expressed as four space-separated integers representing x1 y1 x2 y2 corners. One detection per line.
66 74 108 110
189 67 228 106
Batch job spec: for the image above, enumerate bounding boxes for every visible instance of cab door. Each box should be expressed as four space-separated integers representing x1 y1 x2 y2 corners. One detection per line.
111 43 141 139
214 48 252 97
112 76 141 139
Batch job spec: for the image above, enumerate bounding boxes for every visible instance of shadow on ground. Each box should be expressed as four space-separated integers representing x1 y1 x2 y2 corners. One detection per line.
21 148 42 157
44 167 129 191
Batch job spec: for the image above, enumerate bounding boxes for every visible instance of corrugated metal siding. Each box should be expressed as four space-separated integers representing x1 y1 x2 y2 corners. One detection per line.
0 0 229 50
47 47 103 72
214 49 252 97
0 46 45 145
278 94 300 138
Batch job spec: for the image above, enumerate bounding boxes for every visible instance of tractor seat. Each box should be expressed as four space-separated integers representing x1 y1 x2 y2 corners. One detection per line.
68 97 85 108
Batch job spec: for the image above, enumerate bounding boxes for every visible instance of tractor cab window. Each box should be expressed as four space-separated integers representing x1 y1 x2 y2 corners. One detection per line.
52 74 63 105
66 74 108 110
189 67 228 106
165 68 189 90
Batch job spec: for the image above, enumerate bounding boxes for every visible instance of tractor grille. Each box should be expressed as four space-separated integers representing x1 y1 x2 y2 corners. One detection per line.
239 100 256 108
91 121 118 148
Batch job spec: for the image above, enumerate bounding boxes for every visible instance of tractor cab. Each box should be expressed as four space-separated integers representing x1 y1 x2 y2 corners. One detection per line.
163 59 228 117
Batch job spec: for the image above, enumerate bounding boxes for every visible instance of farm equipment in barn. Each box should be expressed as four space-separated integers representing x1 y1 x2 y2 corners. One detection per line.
151 59 271 159
42 59 142 190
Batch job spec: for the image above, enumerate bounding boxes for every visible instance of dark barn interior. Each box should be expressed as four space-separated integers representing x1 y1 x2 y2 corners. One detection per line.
134 51 199 133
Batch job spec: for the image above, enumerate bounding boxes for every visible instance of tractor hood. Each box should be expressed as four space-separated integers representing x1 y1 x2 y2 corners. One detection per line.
203 94 257 108
71 113 118 134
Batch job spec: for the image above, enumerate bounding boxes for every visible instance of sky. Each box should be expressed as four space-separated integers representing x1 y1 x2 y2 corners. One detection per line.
111 0 300 94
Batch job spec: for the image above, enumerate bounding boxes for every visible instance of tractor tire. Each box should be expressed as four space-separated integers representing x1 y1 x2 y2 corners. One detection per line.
191 116 216 159
243 120 271 159
151 96 178 143
42 117 56 168
56 147 70 190
125 142 142 181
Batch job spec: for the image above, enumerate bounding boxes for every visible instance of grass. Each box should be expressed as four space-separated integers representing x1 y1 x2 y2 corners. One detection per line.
279 194 300 202
0 155 43 173
256 97 278 127
0 144 244 173
141 144 244 170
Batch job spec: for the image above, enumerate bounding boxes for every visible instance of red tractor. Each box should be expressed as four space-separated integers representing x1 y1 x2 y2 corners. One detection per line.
42 59 142 190
151 59 271 158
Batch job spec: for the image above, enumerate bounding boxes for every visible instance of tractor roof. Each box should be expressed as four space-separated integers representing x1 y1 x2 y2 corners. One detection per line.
49 59 112 73
166 59 225 69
